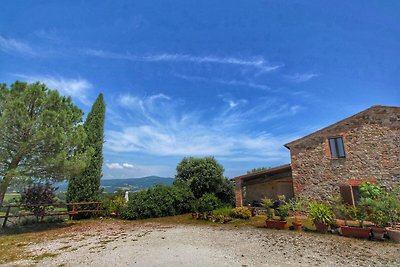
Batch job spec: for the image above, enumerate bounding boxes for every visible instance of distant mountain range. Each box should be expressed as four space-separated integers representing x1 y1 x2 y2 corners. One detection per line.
56 176 174 193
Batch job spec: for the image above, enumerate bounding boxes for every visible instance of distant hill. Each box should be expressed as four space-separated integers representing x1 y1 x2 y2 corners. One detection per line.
56 176 174 193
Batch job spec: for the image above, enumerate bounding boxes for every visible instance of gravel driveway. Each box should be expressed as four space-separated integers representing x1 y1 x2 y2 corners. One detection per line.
6 221 400 267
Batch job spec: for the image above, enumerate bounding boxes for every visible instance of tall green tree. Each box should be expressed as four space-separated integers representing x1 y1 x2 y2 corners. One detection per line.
0 81 89 206
67 94 105 203
175 156 234 204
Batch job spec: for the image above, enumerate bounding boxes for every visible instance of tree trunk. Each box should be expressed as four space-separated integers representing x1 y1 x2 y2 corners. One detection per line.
0 154 23 207
0 175 12 207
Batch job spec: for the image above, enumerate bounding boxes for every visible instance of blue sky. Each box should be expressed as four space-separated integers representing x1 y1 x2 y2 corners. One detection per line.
1 1 399 179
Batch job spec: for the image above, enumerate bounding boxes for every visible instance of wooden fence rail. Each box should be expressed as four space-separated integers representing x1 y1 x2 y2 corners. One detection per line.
0 202 102 228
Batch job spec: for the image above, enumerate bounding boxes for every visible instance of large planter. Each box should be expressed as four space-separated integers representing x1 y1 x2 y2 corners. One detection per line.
315 222 329 234
371 227 386 240
265 220 288 230
341 226 371 239
292 221 303 231
386 227 400 243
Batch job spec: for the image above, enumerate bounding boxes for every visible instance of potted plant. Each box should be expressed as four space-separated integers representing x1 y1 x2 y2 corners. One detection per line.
339 201 371 239
288 198 303 231
383 189 400 242
368 198 389 240
308 202 333 234
262 197 288 230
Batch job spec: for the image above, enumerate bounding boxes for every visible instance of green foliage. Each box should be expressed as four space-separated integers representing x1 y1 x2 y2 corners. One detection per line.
261 197 274 219
194 193 221 212
67 94 105 205
0 81 90 206
308 202 333 225
277 203 290 220
211 207 232 217
174 157 234 204
361 187 400 227
359 182 382 199
20 183 57 222
100 191 127 216
247 167 271 174
121 185 195 220
229 207 251 219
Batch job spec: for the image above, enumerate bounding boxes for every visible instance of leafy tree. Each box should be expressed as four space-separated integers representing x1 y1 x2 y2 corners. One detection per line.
20 183 57 222
0 81 90 206
247 167 271 174
175 157 234 204
67 94 105 204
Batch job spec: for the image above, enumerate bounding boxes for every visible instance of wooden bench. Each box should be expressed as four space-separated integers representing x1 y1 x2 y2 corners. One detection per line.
67 202 102 219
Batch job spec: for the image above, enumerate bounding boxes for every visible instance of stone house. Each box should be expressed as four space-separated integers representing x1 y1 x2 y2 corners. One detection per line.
235 105 400 207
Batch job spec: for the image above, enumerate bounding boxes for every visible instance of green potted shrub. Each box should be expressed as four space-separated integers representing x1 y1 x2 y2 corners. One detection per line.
368 198 389 240
262 197 288 230
288 198 304 231
383 190 400 242
308 201 333 234
339 200 371 239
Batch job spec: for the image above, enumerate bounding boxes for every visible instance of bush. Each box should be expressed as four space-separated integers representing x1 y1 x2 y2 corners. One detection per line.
121 185 195 220
308 202 333 225
276 203 290 220
194 193 221 213
20 183 57 222
229 207 251 219
212 207 232 217
100 190 127 216
261 198 274 219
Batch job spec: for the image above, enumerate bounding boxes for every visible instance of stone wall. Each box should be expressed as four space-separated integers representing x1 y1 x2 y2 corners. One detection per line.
289 106 400 200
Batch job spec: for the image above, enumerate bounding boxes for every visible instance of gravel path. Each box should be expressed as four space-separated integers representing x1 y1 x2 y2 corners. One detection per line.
6 221 400 267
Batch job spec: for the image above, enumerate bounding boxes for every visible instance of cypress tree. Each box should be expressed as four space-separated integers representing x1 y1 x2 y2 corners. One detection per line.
67 94 105 206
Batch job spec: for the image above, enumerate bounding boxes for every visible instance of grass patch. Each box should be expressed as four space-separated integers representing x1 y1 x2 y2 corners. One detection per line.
4 193 21 203
212 207 232 217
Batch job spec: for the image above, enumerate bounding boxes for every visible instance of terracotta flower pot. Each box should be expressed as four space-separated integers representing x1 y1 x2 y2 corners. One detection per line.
292 221 303 231
315 222 329 234
386 227 400 243
371 227 386 240
265 220 288 230
341 226 371 239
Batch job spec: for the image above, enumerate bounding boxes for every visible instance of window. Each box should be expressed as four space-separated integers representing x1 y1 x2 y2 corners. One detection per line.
329 137 345 158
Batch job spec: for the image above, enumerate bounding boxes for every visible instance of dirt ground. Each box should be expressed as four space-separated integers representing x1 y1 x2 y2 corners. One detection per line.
4 220 400 267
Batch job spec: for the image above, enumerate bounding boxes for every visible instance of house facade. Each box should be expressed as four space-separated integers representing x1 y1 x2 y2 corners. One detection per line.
235 105 400 207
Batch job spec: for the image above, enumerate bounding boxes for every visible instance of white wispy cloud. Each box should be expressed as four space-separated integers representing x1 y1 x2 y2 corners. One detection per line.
84 49 282 73
105 93 299 161
13 74 92 105
174 73 273 91
0 36 35 56
105 162 135 169
285 73 319 82
105 163 124 169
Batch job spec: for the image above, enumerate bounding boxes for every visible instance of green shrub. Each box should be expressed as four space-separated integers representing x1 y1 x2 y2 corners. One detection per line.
212 207 232 217
308 202 333 225
229 207 251 219
261 198 274 219
194 193 221 213
121 185 195 220
276 203 290 220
